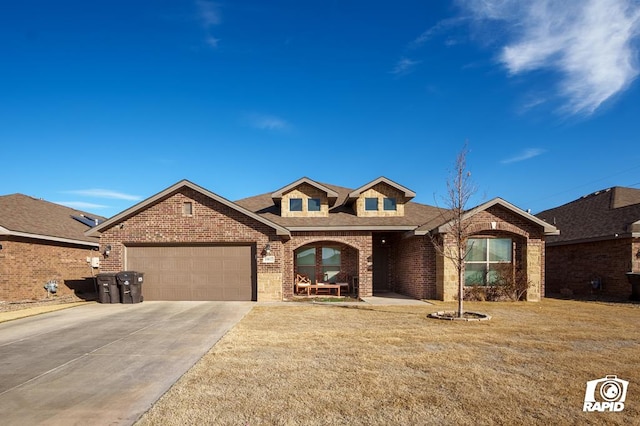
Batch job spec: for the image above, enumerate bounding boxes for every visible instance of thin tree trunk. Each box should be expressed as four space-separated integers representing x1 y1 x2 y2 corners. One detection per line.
458 265 464 318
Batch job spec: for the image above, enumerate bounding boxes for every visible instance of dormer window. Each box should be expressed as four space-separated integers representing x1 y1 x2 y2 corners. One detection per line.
271 178 338 218
290 198 303 212
308 198 321 212
348 177 414 217
365 198 378 211
383 198 397 211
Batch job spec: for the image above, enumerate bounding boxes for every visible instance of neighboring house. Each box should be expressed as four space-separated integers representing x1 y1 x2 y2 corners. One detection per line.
87 178 557 302
0 194 103 302
536 186 640 298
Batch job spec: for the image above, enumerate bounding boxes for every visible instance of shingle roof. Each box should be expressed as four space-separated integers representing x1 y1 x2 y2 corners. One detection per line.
0 194 103 245
536 187 640 244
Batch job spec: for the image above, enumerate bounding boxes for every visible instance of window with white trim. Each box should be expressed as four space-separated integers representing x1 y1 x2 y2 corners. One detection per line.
464 238 512 286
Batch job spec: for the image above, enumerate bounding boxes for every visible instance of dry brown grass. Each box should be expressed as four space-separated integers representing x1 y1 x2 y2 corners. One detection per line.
136 299 640 425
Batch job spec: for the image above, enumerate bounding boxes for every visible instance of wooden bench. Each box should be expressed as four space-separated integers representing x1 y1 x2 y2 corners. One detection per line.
307 284 341 296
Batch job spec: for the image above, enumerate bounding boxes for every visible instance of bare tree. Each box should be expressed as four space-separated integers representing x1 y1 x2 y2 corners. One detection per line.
431 143 477 318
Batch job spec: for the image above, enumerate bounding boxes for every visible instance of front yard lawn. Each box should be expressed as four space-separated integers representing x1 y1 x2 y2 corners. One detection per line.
136 299 640 425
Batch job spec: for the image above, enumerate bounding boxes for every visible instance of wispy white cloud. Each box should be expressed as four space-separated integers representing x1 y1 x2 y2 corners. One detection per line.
196 0 221 27
55 201 110 210
196 0 221 48
63 189 142 201
391 57 420 76
458 0 640 115
501 148 545 164
411 17 468 48
246 113 290 131
205 35 220 48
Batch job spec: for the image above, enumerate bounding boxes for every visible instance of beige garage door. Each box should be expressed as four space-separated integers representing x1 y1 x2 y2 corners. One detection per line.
126 245 254 301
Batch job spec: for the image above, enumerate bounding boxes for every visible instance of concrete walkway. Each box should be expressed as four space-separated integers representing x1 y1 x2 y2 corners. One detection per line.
361 292 431 305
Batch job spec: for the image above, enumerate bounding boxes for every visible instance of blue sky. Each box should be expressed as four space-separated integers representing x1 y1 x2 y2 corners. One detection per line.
2 0 640 218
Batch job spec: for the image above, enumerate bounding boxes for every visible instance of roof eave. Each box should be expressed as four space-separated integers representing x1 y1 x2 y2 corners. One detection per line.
547 233 635 247
288 225 418 232
0 227 99 247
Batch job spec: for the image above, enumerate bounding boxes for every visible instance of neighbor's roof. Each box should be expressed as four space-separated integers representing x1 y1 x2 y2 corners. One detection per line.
0 194 102 246
536 187 640 244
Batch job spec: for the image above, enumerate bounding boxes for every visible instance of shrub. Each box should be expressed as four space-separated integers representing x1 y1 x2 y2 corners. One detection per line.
463 264 530 301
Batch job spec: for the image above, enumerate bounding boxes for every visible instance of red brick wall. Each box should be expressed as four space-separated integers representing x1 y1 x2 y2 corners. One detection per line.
546 238 633 298
99 188 280 276
0 237 97 302
283 232 372 299
392 236 437 299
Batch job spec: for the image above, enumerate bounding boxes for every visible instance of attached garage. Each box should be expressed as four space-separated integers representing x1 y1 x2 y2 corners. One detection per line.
126 245 255 301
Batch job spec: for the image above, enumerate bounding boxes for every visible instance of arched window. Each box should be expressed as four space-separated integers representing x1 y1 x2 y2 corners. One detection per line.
295 245 342 283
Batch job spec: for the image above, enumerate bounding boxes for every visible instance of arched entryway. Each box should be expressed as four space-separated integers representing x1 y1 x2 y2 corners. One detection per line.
293 241 360 296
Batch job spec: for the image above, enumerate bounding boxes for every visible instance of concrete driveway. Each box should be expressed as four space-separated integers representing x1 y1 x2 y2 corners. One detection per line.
0 301 253 426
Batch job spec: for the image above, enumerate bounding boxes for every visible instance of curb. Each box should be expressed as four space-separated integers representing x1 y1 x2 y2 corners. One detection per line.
0 301 93 324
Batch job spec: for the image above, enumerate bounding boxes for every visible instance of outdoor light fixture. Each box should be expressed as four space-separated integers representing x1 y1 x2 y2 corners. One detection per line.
104 244 112 257
264 243 272 255
0 244 3 250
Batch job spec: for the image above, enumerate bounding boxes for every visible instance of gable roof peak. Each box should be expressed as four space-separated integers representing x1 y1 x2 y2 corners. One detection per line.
348 176 416 200
271 177 339 202
421 197 558 236
86 179 290 237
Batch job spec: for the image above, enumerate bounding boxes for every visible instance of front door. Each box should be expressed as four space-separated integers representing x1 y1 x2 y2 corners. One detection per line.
373 246 389 293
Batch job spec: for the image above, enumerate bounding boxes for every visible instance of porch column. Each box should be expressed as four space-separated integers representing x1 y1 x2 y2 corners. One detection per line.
359 240 374 297
525 240 543 301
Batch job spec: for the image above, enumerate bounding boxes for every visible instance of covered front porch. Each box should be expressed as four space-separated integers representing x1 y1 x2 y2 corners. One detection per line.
286 232 403 299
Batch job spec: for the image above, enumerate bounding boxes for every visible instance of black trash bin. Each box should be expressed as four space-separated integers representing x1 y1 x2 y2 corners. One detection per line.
96 273 120 304
131 272 143 303
117 271 144 304
626 273 640 301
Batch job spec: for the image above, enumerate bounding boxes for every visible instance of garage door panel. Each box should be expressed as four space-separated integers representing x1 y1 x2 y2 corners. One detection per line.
126 245 253 301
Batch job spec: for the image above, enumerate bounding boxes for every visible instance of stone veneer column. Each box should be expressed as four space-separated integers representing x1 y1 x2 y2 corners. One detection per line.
257 272 283 301
525 242 542 301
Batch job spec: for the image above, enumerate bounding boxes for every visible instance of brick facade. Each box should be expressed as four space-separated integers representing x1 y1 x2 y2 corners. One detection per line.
98 188 282 301
392 235 437 299
546 237 636 298
90 182 550 302
0 237 97 302
430 205 547 301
